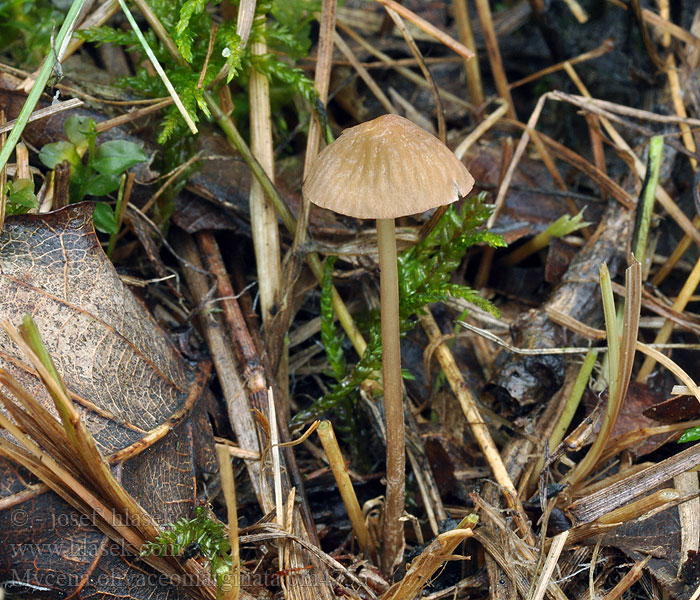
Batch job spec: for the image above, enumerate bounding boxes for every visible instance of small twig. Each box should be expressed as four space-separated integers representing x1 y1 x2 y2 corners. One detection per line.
0 98 83 135
510 39 614 89
453 0 484 105
376 0 474 60
316 420 373 559
383 5 445 143
473 0 516 118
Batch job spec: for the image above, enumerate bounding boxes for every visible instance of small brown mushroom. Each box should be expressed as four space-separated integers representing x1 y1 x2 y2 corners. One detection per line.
303 114 474 570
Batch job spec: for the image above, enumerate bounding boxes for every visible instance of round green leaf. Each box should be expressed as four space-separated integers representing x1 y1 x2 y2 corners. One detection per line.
39 141 81 169
92 140 147 175
93 202 118 234
64 114 92 150
85 172 121 197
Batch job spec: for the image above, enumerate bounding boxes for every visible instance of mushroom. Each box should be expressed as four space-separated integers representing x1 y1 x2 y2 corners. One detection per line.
303 114 474 570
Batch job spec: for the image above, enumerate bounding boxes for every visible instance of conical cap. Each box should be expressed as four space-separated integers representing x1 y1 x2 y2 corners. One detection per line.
303 114 474 219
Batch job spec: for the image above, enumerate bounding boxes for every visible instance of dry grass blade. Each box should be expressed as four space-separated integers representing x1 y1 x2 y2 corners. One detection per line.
376 0 474 60
316 420 373 559
527 530 569 600
382 516 478 600
675 472 700 577
0 316 219 598
216 444 240 600
0 98 83 135
566 441 700 525
4 317 160 536
419 308 533 543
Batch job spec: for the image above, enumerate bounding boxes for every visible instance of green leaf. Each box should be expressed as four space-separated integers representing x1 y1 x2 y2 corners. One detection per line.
85 172 121 197
39 141 80 169
679 426 700 443
92 202 118 234
63 114 93 150
92 140 147 175
6 178 38 214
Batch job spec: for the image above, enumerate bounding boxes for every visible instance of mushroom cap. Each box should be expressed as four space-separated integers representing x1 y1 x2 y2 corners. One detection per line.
303 114 474 219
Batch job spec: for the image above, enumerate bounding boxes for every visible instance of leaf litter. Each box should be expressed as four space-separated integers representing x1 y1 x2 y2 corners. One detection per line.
1 1 700 599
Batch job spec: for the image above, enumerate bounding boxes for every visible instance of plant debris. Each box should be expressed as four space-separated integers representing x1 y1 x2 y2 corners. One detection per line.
1 1 700 599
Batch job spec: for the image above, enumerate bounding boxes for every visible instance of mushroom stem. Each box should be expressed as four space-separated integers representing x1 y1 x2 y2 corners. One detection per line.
376 217 405 572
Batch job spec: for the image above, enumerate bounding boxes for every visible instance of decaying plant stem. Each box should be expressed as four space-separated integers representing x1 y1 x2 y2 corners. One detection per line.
248 19 281 329
316 420 373 559
175 233 274 512
419 308 532 542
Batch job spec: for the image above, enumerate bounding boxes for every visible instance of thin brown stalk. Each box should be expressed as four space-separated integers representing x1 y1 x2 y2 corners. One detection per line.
377 217 405 573
383 6 445 143
216 444 240 600
333 32 396 114
376 0 474 61
473 0 516 118
601 556 651 600
453 0 484 106
316 420 373 559
509 38 614 89
419 308 533 542
638 254 700 380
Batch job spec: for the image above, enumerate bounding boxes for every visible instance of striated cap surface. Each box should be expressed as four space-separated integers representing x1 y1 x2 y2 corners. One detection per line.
303 114 475 219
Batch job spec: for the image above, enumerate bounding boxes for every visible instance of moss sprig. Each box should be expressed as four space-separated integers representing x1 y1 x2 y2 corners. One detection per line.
293 193 505 425
76 0 317 145
140 506 232 588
